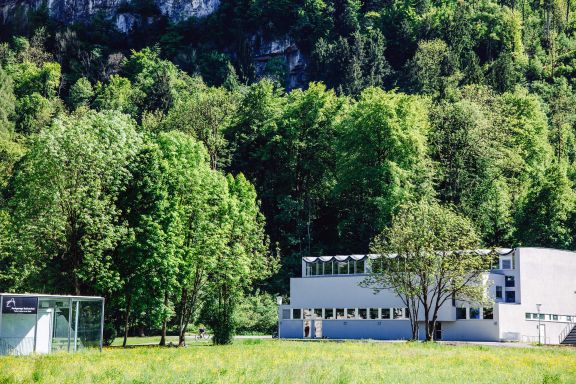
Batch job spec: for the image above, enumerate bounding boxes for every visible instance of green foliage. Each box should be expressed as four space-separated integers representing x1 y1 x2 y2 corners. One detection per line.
9 109 142 294
0 67 15 134
367 201 488 341
234 291 278 334
93 75 137 115
336 88 432 250
311 29 391 95
1 0 576 337
69 77 95 109
14 92 55 134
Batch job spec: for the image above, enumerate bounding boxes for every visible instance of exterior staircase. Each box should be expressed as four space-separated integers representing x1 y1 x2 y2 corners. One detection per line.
560 321 576 345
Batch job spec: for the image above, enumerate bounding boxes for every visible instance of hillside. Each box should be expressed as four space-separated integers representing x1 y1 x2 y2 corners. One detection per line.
0 0 575 338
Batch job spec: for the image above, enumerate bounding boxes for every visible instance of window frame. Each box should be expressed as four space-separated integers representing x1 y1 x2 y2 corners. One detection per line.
456 307 467 320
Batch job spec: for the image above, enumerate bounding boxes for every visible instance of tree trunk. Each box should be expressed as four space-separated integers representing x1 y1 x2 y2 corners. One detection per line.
178 289 188 347
122 294 132 348
159 291 169 346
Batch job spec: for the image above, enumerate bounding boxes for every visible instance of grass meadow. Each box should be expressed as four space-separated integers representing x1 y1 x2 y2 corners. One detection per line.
0 339 575 384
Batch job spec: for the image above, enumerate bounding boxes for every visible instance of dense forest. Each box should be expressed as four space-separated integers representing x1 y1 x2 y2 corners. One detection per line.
0 0 575 340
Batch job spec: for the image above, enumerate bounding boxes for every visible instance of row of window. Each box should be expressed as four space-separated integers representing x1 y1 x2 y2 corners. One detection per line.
306 259 367 276
525 313 574 323
286 308 409 320
306 259 516 277
456 307 494 320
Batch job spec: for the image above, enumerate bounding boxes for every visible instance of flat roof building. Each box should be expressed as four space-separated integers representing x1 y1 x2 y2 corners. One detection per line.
278 248 576 344
0 293 104 355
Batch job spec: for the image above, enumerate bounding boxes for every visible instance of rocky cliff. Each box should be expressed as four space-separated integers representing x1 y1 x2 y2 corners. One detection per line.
0 0 220 30
0 0 309 89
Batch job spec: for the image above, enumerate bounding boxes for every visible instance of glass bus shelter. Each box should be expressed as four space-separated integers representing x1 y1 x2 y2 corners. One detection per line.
0 293 104 356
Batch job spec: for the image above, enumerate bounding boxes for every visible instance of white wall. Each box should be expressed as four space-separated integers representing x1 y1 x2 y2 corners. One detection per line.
497 248 576 344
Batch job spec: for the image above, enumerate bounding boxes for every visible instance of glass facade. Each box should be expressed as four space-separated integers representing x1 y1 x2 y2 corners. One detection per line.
305 258 371 276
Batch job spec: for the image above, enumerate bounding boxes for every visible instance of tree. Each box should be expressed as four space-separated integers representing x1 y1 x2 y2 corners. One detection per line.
336 88 432 251
93 75 137 116
9 109 142 295
162 86 239 170
516 163 575 249
409 39 460 99
203 174 276 344
365 201 491 341
68 77 94 109
0 67 15 134
14 92 56 135
115 140 182 347
311 30 392 95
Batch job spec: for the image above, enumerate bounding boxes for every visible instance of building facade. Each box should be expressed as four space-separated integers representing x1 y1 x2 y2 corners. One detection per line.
278 248 576 344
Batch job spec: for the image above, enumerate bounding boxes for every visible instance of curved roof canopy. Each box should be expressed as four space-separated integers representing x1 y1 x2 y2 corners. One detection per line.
302 248 514 263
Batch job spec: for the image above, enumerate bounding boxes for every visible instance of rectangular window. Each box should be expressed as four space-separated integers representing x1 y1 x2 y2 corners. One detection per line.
356 259 366 274
470 308 480 319
303 309 313 319
359 308 367 319
381 308 391 319
314 308 323 319
347 308 357 319
324 308 334 319
306 263 312 276
501 259 512 269
525 312 531 320
505 276 515 287
293 309 302 319
336 308 345 319
324 261 333 275
456 307 467 320
369 308 379 320
337 261 348 275
405 308 410 318
539 313 545 320
309 263 318 276
496 286 503 299
552 314 558 321
567 316 572 322
483 308 494 320
393 308 404 319
282 309 291 319
505 291 515 303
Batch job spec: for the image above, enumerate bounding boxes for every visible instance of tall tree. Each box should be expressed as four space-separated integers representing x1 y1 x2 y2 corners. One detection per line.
366 201 491 341
9 109 142 295
336 88 432 251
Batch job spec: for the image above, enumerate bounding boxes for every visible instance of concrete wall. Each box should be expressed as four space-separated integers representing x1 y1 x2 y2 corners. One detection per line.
440 320 500 341
497 248 576 344
279 319 412 340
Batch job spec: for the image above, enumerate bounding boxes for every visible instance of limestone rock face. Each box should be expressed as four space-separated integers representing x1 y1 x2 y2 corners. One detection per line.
0 0 220 29
252 34 309 90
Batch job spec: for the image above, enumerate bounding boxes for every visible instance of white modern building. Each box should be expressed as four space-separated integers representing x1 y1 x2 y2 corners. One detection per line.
0 293 104 355
278 248 576 344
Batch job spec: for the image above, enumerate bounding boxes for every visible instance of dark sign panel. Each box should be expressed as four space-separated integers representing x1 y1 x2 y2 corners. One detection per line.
2 296 38 314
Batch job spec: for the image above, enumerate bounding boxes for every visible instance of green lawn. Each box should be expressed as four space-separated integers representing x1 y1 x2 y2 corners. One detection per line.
110 335 210 346
1 340 575 383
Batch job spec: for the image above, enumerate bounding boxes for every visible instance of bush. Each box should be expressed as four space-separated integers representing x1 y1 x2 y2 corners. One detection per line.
234 291 278 335
103 323 117 346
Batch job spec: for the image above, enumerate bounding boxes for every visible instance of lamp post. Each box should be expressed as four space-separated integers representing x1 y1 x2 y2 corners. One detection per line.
536 303 542 345
276 296 283 339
